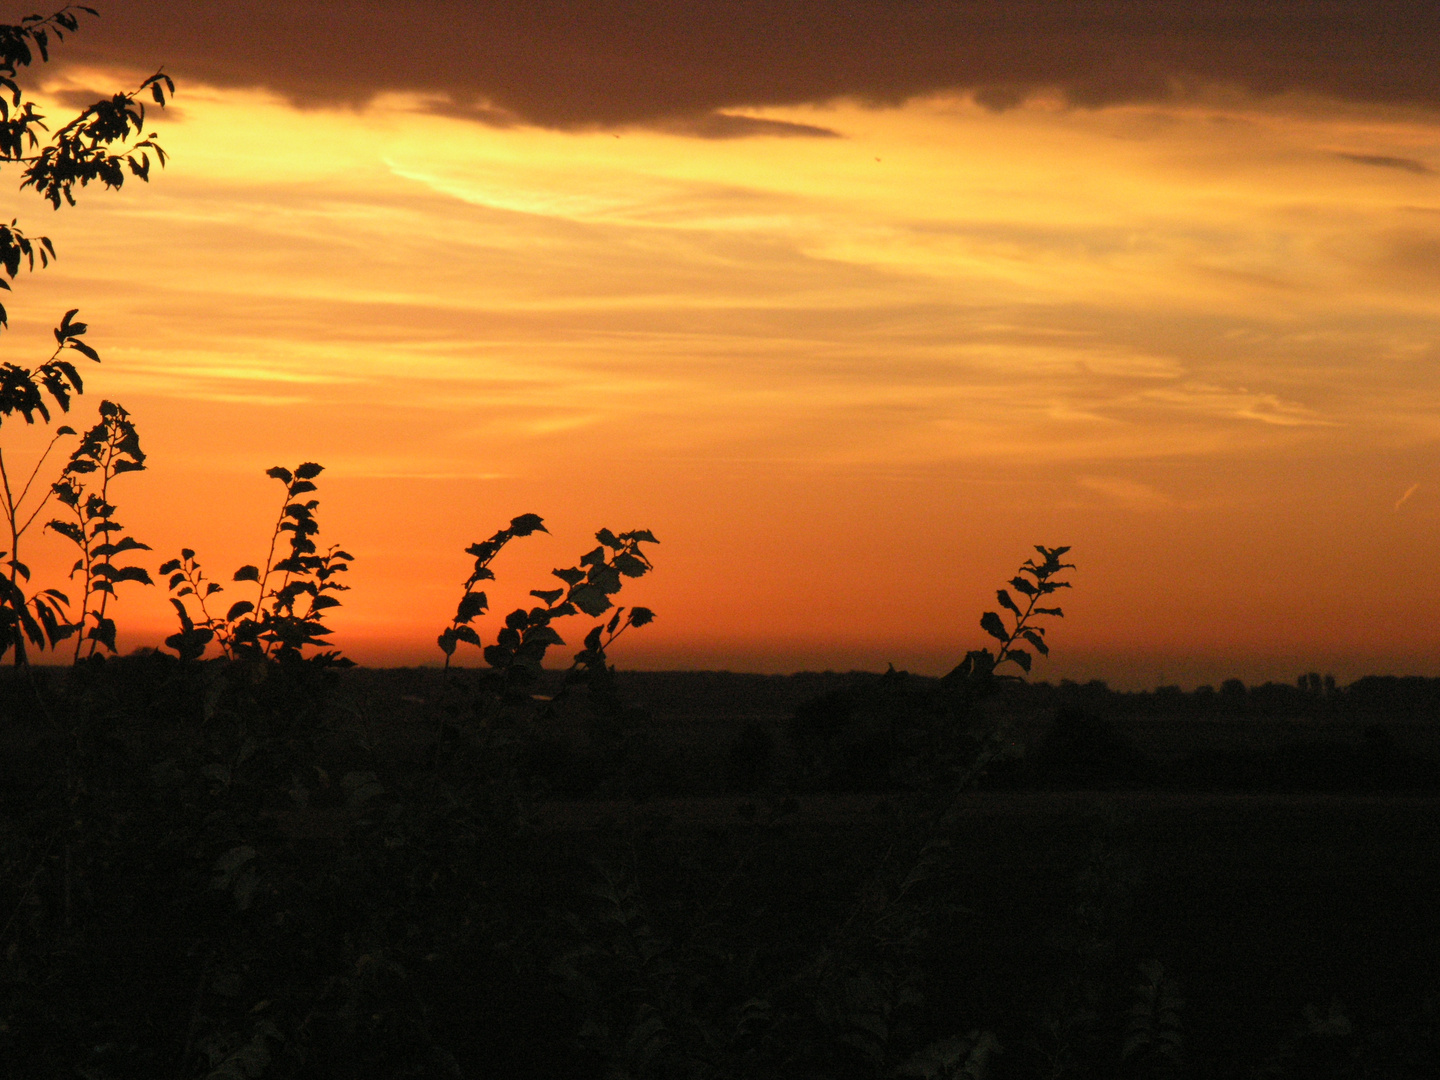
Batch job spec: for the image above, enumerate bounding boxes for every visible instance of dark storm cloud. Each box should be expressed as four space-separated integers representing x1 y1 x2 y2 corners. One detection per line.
45 1 1440 132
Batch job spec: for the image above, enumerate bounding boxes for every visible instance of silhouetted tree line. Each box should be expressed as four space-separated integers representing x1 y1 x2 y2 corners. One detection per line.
611 669 1440 724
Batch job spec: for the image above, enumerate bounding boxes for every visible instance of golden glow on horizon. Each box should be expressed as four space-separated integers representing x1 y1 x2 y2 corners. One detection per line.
5 73 1440 686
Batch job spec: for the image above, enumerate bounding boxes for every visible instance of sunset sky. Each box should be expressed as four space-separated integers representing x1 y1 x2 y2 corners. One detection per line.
5 1 1440 688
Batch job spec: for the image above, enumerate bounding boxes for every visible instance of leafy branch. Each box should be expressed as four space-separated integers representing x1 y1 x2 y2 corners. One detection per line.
159 548 225 662
478 526 657 689
0 6 173 326
439 522 657 678
162 463 354 666
47 399 152 659
0 309 103 662
947 545 1073 685
437 512 548 671
20 65 172 209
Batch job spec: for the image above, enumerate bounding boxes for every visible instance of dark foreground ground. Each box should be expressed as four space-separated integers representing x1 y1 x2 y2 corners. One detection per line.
1 664 1437 1078
529 788 1438 1077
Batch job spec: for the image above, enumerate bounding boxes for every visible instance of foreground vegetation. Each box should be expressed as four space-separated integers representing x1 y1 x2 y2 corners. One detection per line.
2 652 1438 1079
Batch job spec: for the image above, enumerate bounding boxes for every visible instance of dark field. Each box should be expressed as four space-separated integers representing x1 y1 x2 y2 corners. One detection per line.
531 788 1439 1077
2 664 1438 1078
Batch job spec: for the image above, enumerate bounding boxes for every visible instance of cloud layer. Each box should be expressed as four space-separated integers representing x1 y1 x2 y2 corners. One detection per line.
52 1 1440 133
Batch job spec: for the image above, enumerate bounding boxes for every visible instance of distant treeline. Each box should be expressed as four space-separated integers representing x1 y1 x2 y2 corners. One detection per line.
599 669 1440 722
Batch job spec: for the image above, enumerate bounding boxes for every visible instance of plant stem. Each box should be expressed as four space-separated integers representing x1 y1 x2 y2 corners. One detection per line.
84 428 120 659
0 447 25 667
253 482 291 658
69 492 90 663
14 428 68 532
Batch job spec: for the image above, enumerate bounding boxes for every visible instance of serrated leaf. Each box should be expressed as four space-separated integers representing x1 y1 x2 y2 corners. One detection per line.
1021 629 1049 655
569 583 611 617
979 610 1008 643
525 624 564 647
456 591 488 622
614 552 649 577
1009 576 1037 597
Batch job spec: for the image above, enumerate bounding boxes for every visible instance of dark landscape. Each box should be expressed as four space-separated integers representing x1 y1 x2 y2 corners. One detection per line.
2 661 1438 1079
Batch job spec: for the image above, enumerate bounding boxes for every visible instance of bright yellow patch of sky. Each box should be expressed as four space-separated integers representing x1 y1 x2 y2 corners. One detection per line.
6 75 1440 687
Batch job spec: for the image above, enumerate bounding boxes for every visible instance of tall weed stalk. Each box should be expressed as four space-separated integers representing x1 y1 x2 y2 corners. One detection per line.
47 399 152 659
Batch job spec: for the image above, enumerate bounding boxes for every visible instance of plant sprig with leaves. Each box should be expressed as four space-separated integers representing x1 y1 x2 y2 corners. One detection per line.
437 512 548 671
233 463 353 665
490 528 657 673
0 6 173 326
437 522 657 721
158 548 225 661
46 399 152 659
0 428 72 663
946 545 1073 685
13 2 172 211
439 523 657 678
162 463 354 666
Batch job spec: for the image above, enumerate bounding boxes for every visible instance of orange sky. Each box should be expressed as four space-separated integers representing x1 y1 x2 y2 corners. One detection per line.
5 6 1440 688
